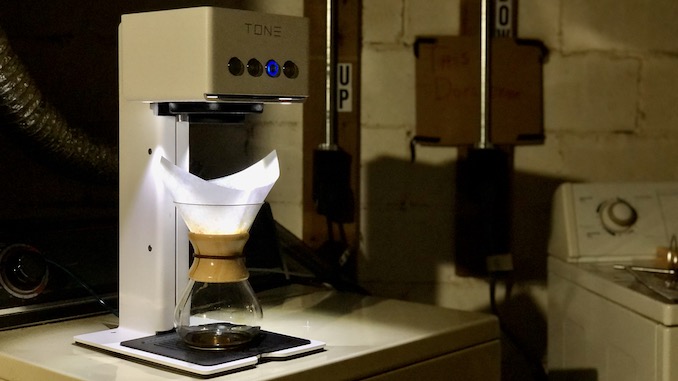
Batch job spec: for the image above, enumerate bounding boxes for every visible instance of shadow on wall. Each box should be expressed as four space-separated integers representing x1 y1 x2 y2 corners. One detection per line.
362 154 567 290
360 155 456 303
511 170 569 281
363 154 570 381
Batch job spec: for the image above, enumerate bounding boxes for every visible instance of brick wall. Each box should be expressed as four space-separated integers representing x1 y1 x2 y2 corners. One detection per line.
3 1 677 371
360 0 678 370
361 0 678 296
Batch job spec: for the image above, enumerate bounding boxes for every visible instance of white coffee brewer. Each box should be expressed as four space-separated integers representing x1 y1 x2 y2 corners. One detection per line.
74 7 324 376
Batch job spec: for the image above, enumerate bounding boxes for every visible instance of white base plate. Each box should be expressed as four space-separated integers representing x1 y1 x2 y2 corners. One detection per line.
74 328 325 377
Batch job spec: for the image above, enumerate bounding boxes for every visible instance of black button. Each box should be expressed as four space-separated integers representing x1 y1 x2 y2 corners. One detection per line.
247 59 263 77
283 61 299 79
228 57 244 76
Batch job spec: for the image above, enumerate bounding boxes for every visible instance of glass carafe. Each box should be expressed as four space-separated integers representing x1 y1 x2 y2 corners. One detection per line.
173 203 263 350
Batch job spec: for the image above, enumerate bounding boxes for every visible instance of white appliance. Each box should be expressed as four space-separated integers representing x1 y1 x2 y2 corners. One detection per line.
66 7 501 379
548 182 678 380
1 285 501 380
74 7 323 376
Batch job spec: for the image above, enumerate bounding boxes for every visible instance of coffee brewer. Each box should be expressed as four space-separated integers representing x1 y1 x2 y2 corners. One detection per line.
74 7 324 376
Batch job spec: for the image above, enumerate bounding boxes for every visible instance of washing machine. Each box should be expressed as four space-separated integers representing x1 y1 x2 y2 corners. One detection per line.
548 182 678 381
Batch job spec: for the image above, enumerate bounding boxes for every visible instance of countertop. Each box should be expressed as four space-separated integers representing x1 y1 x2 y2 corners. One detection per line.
0 285 499 380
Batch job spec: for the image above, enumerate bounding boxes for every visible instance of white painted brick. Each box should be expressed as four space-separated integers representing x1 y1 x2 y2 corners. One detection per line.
361 45 417 127
434 275 499 311
529 133 678 182
250 121 303 204
252 103 303 124
360 128 459 218
358 0 678 319
513 135 567 176
361 127 412 162
358 204 454 282
363 0 404 43
270 202 303 238
641 57 678 132
403 0 461 43
362 279 491 311
361 150 455 208
563 0 678 53
360 265 531 312
543 52 639 132
249 115 303 235
517 0 560 50
340 5 678 366
411 144 459 165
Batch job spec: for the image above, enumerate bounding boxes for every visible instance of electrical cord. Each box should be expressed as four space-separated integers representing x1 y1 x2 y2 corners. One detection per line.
45 258 118 317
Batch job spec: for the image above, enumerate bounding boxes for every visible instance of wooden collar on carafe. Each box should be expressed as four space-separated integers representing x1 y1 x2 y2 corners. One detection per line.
187 232 250 282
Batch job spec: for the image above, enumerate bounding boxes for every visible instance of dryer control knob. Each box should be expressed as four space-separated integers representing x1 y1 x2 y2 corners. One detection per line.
598 198 638 234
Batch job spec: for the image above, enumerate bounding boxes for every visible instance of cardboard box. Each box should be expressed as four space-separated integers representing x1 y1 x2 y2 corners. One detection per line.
415 36 545 146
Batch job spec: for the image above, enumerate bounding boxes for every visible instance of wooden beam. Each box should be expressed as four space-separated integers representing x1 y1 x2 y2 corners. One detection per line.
302 0 361 275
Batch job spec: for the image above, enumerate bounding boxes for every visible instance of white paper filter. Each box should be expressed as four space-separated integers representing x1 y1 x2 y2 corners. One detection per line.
159 151 279 234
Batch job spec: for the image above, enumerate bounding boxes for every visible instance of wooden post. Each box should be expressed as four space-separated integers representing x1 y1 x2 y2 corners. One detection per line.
303 0 361 276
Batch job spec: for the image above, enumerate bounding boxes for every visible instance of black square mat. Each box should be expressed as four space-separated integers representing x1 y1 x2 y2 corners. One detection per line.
121 329 311 367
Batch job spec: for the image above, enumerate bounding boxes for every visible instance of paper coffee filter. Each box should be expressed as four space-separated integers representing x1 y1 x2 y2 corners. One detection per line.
159 150 279 234
174 203 263 235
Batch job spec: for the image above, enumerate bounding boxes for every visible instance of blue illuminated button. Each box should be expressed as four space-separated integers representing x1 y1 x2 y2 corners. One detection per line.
265 60 281 78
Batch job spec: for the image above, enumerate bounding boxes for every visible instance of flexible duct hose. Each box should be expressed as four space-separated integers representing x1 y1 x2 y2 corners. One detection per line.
0 26 118 184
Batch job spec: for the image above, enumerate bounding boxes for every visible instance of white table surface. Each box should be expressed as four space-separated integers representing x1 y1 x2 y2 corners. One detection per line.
0 285 499 381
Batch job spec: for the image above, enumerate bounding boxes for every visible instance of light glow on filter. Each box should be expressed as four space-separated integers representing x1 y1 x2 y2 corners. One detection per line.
158 150 279 204
175 203 263 235
158 150 279 234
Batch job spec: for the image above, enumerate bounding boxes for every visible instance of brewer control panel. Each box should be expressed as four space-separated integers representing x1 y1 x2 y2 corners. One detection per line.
120 7 309 103
548 182 678 262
